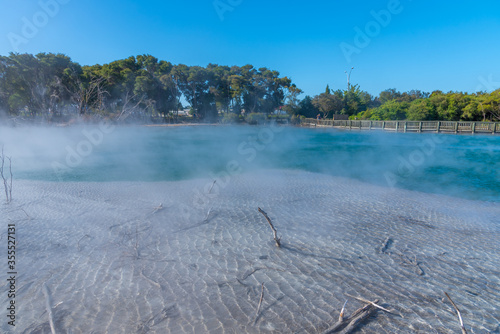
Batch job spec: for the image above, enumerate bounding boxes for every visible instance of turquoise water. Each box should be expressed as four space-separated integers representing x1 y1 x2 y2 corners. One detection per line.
8 125 500 202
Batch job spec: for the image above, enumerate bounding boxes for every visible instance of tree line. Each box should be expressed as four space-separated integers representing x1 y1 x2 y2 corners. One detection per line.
288 86 500 122
0 52 294 121
1 52 498 122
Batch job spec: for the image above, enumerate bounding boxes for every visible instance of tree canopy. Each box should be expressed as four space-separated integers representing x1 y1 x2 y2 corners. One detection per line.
0 53 295 121
293 86 499 122
352 89 500 122
1 52 498 122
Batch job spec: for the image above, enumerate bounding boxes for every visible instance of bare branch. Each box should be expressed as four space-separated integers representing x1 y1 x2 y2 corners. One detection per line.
345 294 393 314
339 300 348 323
253 283 265 325
444 292 467 334
208 179 217 194
42 283 57 334
117 90 145 121
258 207 281 247
0 146 13 203
322 299 380 334
204 207 213 222
152 203 164 214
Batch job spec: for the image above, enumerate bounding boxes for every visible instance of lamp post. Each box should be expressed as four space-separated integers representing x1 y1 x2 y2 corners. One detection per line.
345 67 354 90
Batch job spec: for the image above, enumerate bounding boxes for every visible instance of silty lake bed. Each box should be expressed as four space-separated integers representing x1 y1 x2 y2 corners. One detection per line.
0 125 499 333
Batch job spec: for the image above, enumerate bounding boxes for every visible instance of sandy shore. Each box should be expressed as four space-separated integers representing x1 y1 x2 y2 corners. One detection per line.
1 169 499 333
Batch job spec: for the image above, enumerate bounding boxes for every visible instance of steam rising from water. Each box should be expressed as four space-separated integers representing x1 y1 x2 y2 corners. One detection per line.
0 124 498 201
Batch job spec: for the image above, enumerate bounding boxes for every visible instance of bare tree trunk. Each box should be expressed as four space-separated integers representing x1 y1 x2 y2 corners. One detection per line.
0 146 13 203
492 106 500 121
118 90 144 121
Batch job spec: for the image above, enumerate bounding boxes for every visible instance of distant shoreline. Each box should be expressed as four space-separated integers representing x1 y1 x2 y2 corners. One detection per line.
143 123 225 127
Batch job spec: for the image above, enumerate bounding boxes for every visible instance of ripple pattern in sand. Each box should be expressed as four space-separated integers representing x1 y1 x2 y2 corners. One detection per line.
1 170 499 333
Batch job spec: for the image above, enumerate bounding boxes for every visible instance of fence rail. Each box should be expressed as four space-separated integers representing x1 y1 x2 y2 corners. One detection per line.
302 119 499 135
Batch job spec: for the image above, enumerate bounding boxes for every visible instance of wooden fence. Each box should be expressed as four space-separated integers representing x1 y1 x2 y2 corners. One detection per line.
302 119 500 135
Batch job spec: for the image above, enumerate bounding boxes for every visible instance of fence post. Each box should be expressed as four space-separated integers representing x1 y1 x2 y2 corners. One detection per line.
419 122 423 132
437 121 440 133
404 122 407 133
382 121 385 130
471 122 476 134
369 121 372 130
395 121 399 132
454 122 458 133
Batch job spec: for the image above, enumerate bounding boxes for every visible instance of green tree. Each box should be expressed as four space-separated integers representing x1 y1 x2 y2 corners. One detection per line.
282 83 303 115
297 96 319 118
407 99 436 120
312 91 342 118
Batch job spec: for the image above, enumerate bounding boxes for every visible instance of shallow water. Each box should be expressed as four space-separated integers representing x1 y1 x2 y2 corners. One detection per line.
1 170 500 333
0 125 499 333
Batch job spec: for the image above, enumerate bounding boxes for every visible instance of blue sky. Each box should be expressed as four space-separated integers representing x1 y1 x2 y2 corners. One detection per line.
1 0 499 98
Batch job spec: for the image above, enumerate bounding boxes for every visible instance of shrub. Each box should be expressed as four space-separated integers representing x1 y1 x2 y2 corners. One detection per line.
221 113 241 124
244 113 267 125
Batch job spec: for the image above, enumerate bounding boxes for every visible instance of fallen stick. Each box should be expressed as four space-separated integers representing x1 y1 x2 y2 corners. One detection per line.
398 252 424 276
322 299 380 334
380 236 393 253
322 300 348 333
258 208 281 247
338 302 378 334
345 294 393 314
204 207 213 222
152 203 163 214
134 226 139 259
42 283 57 334
253 282 265 325
140 270 161 289
444 292 467 334
339 300 348 322
77 234 91 252
20 208 32 220
208 180 216 194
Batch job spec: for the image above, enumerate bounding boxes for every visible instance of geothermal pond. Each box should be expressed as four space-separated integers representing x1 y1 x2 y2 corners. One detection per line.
0 125 499 333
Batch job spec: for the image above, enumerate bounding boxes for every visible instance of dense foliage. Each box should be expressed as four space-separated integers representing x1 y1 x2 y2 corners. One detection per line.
291 86 500 122
352 89 500 122
1 52 498 122
292 85 500 121
0 53 294 121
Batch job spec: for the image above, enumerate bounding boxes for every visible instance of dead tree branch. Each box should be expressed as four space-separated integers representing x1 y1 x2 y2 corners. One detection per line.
140 269 161 289
258 207 281 247
345 295 393 314
253 282 265 325
444 292 467 334
322 299 380 334
208 180 216 194
118 90 145 121
152 203 164 214
1 146 13 203
42 283 57 334
339 300 348 323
